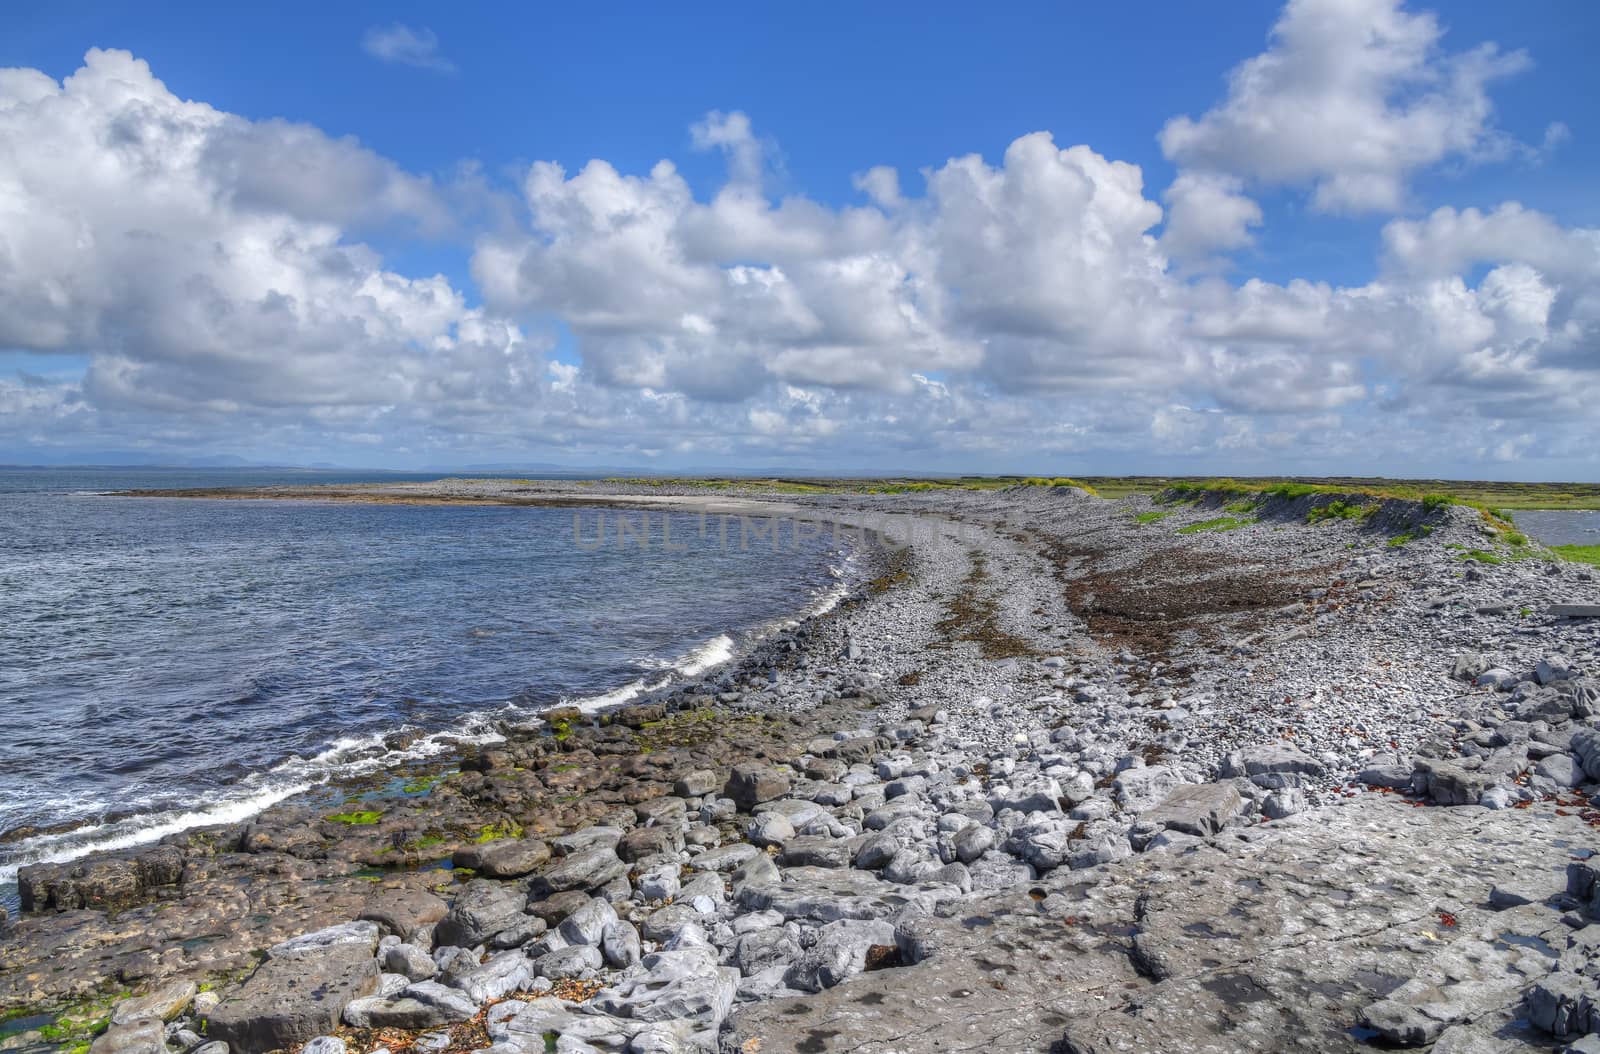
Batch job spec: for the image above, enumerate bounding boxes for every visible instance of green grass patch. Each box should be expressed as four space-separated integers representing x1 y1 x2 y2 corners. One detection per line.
323 810 382 826
1018 477 1100 495
1133 510 1172 524
1167 479 1332 501
1307 499 1374 523
1177 516 1255 535
869 481 953 493
1553 545 1600 567
1456 548 1503 564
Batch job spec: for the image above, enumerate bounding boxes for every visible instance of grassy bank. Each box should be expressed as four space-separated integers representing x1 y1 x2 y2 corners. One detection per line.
1553 545 1600 567
581 475 1596 510
1153 479 1515 528
1076 476 1600 510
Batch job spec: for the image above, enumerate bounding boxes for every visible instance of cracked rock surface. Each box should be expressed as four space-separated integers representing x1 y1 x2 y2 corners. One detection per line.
723 798 1589 1053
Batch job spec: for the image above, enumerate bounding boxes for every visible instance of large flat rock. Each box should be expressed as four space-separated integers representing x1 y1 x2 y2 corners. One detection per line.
205 941 378 1054
734 866 965 923
0 869 444 1010
18 845 184 913
723 797 1590 1053
1142 781 1243 836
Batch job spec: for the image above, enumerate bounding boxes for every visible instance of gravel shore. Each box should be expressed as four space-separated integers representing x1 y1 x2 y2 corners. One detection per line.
4 480 1599 1054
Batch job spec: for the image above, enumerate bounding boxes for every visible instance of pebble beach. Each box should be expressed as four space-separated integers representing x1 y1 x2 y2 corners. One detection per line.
4 479 1600 1054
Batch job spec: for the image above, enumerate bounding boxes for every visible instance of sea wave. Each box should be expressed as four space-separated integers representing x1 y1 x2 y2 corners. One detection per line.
0 544 860 895
0 718 505 889
572 544 854 712
570 633 736 713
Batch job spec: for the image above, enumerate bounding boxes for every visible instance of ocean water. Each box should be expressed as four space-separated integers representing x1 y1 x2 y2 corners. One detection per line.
1513 509 1600 547
0 469 851 898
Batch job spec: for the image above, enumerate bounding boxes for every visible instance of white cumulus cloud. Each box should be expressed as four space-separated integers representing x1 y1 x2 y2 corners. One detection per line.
1160 0 1531 222
0 8 1594 476
0 49 535 445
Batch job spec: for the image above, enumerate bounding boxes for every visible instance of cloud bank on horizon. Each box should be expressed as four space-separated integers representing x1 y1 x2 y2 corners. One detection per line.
0 0 1595 475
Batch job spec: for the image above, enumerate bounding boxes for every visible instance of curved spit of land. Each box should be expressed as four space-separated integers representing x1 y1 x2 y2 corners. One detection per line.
3 478 1599 1054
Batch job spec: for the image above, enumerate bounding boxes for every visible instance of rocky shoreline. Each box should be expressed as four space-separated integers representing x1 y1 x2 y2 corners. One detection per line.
3 481 1599 1054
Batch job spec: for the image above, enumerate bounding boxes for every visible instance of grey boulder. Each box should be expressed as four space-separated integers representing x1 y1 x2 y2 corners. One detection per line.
451 837 551 878
594 947 738 1029
111 979 197 1026
952 824 996 863
442 949 531 1003
531 944 603 980
380 942 437 981
1219 743 1325 782
785 920 897 993
88 1018 165 1054
207 941 379 1054
529 846 627 896
602 919 642 968
342 981 477 1030
433 879 527 948
1112 766 1180 812
1142 783 1243 836
557 896 618 947
726 763 791 811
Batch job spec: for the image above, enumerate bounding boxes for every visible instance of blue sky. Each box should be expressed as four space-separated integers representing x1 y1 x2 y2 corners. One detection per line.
1 1 1597 476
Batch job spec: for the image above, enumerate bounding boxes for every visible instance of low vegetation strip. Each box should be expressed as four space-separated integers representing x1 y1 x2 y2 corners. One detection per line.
1306 499 1377 523
1176 516 1255 535
1084 476 1600 511
1158 479 1517 532
1554 545 1600 567
585 474 1596 511
598 475 1100 496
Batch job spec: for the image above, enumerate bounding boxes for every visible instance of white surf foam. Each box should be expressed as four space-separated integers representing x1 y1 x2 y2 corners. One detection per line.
0 718 506 888
0 781 309 887
569 632 737 714
1 542 864 891
676 633 736 676
568 545 855 718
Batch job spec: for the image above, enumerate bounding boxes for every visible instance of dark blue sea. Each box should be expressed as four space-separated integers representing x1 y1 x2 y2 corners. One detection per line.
0 468 851 901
